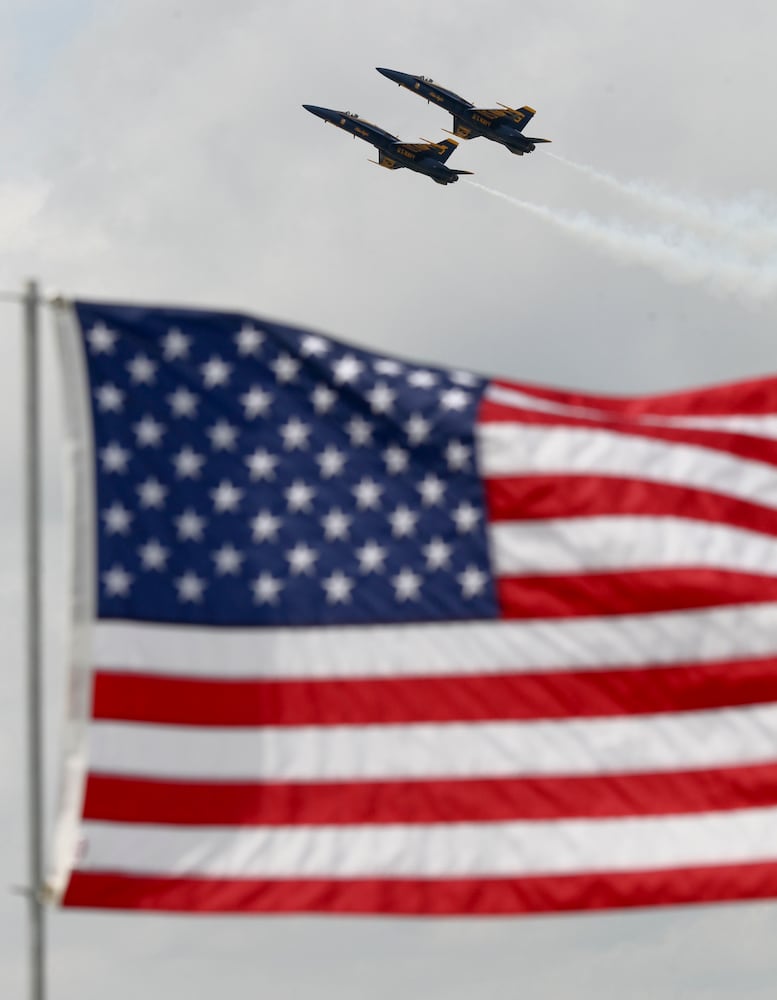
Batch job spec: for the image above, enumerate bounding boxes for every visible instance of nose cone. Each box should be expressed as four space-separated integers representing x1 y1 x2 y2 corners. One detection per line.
303 104 339 123
376 67 416 87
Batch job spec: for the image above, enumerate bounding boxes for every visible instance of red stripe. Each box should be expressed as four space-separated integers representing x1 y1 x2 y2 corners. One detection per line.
479 397 777 466
82 761 777 825
497 568 777 619
93 657 777 725
62 861 777 912
485 474 777 537
491 374 777 418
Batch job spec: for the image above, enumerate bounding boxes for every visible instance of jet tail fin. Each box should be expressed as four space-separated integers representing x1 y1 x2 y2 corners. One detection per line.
433 137 459 163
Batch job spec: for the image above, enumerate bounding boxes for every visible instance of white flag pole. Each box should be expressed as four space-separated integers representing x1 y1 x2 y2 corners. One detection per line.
23 278 46 1000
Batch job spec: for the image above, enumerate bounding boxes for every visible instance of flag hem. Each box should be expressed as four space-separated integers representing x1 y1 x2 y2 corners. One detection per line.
48 302 97 902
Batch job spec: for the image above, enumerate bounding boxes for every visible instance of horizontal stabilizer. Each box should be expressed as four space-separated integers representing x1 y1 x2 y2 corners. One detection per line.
525 137 552 143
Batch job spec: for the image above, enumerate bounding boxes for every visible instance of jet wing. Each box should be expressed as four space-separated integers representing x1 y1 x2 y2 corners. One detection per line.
396 141 451 155
472 105 536 130
377 150 401 169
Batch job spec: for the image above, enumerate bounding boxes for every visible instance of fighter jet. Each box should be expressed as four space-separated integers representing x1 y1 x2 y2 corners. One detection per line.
303 104 473 185
376 68 550 157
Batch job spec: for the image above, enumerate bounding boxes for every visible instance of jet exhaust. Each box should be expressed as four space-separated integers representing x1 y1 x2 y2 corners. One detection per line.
465 180 777 302
548 152 777 257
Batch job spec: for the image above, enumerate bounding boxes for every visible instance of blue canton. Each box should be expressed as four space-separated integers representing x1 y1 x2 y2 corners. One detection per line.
76 301 497 626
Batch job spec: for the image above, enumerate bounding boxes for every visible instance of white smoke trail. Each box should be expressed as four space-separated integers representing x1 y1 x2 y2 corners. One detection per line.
548 151 777 256
466 180 777 301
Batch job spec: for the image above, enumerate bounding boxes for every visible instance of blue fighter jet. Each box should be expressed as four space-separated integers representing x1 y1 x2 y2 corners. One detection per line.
303 104 474 185
376 68 550 157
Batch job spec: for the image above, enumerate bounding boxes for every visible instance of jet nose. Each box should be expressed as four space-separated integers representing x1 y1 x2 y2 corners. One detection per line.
376 67 415 87
303 104 337 122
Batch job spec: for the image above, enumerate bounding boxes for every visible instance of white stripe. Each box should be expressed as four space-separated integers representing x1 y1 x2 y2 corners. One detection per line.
490 516 777 576
90 703 777 781
93 603 777 679
78 807 777 878
477 423 777 508
487 383 777 439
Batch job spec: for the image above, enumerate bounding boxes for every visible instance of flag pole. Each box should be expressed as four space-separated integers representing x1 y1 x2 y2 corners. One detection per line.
23 278 46 1000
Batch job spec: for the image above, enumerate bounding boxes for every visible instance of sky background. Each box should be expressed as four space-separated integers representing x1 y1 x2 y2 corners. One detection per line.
3 1 777 996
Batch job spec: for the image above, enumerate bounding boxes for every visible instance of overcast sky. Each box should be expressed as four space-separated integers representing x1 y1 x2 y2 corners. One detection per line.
3 1 777 997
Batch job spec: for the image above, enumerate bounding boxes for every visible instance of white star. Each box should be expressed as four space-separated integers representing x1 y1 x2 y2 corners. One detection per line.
346 416 373 446
458 565 488 598
173 446 205 478
332 354 363 385
212 543 244 575
167 386 199 418
139 539 169 571
236 324 264 356
356 540 387 574
162 328 190 360
423 537 452 570
389 505 418 538
353 477 382 510
366 382 396 414
285 480 315 513
211 480 243 513
440 387 470 411
176 509 206 541
240 386 272 419
251 510 281 542
207 420 238 451
102 502 133 535
374 358 403 376
311 385 337 413
271 353 300 383
452 501 480 533
95 383 124 412
127 354 157 384
103 565 132 596
87 323 117 354
452 370 478 386
322 570 354 604
137 477 167 509
445 439 471 471
418 473 446 506
133 415 165 447
300 334 329 357
383 445 409 475
176 571 206 603
252 572 283 605
100 442 130 473
201 355 232 388
280 416 311 450
405 413 431 445
392 567 422 602
286 542 318 575
322 507 351 541
408 369 437 388
246 448 278 481
317 445 347 478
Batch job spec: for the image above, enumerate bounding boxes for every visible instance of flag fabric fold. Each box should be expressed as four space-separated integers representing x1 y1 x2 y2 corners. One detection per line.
50 300 777 914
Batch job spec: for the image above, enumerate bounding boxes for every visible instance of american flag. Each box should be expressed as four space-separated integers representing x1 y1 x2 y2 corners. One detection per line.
50 299 777 914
